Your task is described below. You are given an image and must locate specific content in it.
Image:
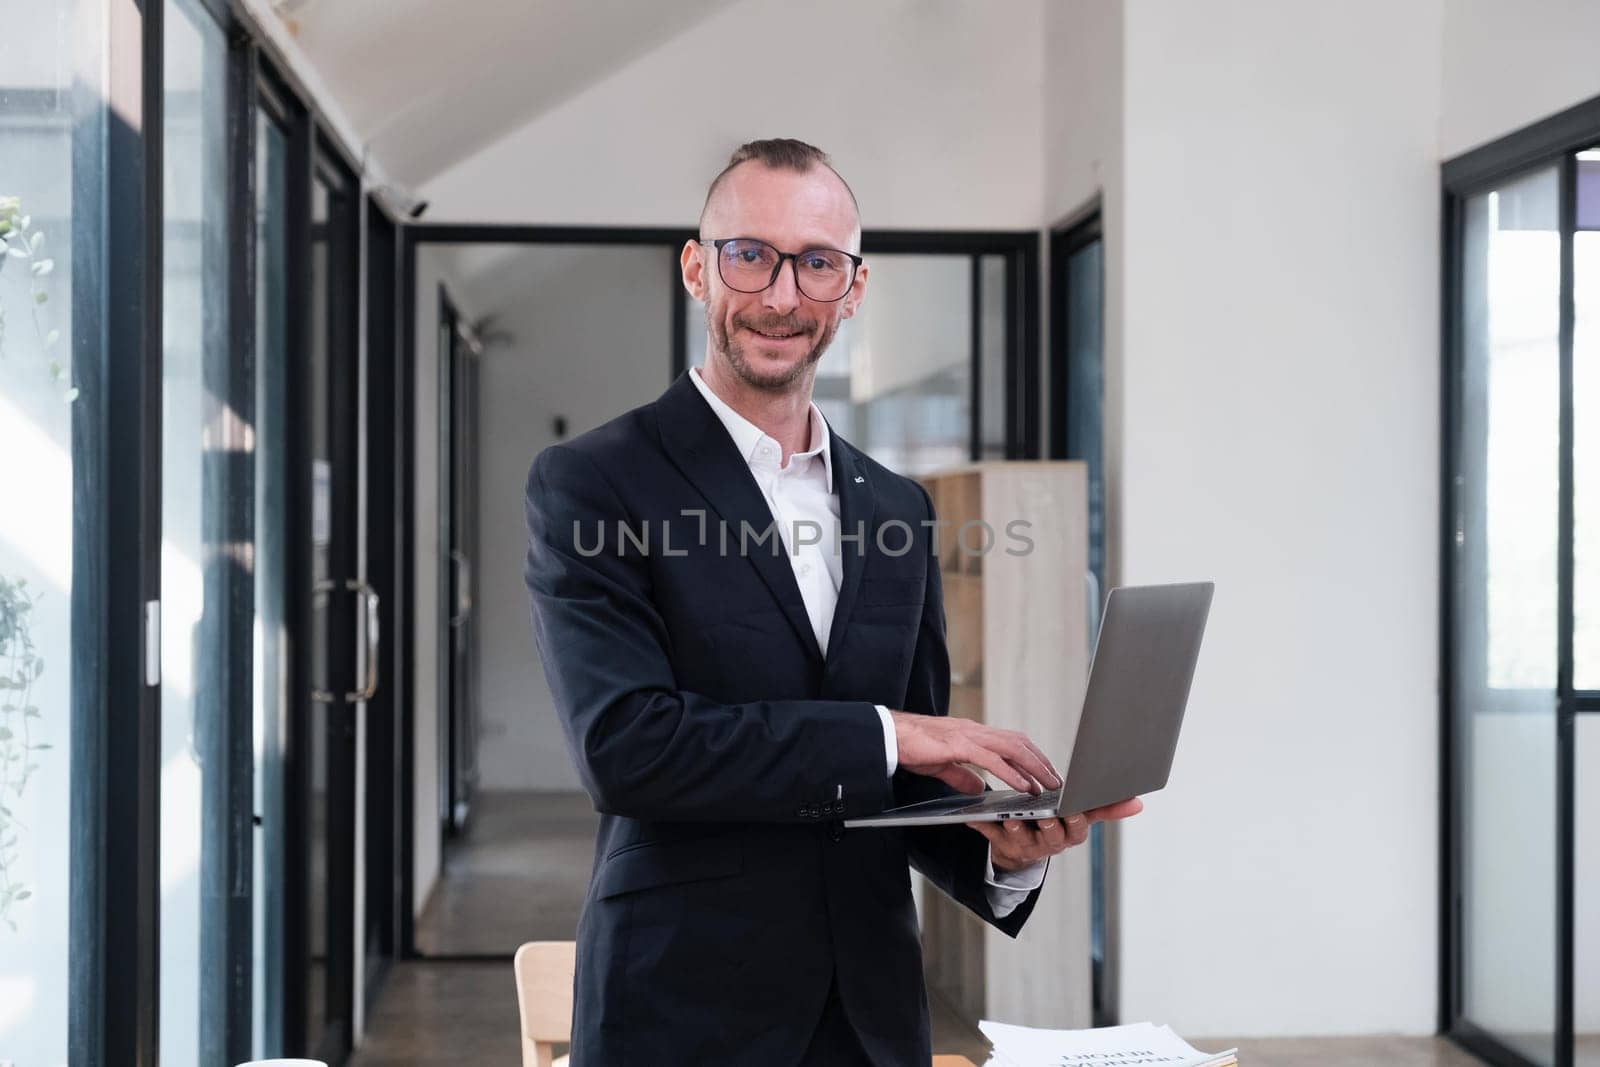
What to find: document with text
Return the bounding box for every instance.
[979,1020,1239,1067]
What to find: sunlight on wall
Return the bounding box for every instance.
[0,392,73,591]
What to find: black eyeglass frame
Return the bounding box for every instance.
[700,237,864,302]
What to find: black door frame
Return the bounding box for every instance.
[362,194,404,1014]
[1439,92,1600,1067]
[309,128,364,1065]
[1046,202,1113,1027]
[437,284,465,843]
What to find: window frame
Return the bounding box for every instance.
[1439,91,1600,1067]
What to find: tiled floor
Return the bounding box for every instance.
[354,957,1517,1067]
[413,791,598,956]
[357,789,1529,1066]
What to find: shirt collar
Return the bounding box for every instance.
[688,365,834,491]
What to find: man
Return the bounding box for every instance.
[523,139,1142,1066]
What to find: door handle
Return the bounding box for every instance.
[354,580,380,703]
[450,549,471,627]
[310,578,380,703]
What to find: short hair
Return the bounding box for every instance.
[698,138,861,234]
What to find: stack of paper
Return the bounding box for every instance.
[979,1020,1238,1067]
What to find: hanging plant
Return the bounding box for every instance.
[0,194,75,403]
[0,574,47,932]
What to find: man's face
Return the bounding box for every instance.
[682,162,867,393]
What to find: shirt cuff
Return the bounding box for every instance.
[984,849,1048,918]
[874,704,897,776]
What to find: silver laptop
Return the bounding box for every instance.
[843,581,1214,828]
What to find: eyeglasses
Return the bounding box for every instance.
[701,237,863,302]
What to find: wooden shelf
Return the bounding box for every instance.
[914,460,1092,1031]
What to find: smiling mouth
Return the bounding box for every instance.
[749,326,806,341]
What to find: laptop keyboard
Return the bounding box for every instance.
[904,787,1061,817]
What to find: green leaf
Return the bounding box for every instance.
[34,290,48,305]
[15,890,29,901]
[31,258,53,276]
[0,728,11,741]
[32,742,50,750]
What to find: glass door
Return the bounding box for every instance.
[249,71,373,1064]
[159,0,248,1063]
[440,291,481,835]
[300,141,363,1063]
[250,84,292,1059]
[1453,164,1562,1067]
[1446,139,1600,1067]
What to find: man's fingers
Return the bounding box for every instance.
[935,763,988,795]
[987,731,1057,793]
[956,742,1041,794]
[1033,817,1068,851]
[1013,734,1063,789]
[1084,797,1144,822]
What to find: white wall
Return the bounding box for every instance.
[1112,0,1445,1037]
[1440,0,1600,159]
[420,0,1046,229]
[411,248,476,916]
[1042,0,1125,586]
[459,244,674,792]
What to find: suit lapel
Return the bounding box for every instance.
[654,372,825,664]
[823,435,875,671]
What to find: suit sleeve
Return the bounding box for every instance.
[892,481,1045,937]
[523,443,893,823]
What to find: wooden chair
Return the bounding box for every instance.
[511,939,981,1067]
[513,941,576,1067]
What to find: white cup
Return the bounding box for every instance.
[233,1061,329,1067]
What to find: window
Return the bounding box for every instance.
[1443,104,1600,1067]
[0,2,107,1060]
[160,0,237,1061]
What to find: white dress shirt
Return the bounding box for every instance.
[688,366,1046,915]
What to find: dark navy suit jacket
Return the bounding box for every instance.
[522,370,1044,1065]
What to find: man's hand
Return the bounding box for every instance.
[970,797,1145,872]
[891,710,1062,795]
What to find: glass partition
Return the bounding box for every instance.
[684,249,1019,476]
[1575,149,1599,692]
[0,3,104,1061]
[1454,165,1562,1067]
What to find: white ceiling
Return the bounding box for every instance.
[280,0,738,187]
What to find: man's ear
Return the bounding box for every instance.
[840,261,868,320]
[680,240,708,302]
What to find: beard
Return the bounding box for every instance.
[705,300,841,392]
